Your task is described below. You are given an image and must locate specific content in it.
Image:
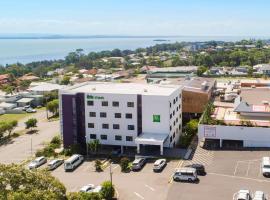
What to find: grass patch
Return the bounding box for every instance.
[0,113,32,122]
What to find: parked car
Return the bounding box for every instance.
[253,191,267,200]
[28,157,47,169]
[22,105,30,111]
[80,184,95,193]
[92,185,102,193]
[47,159,64,170]
[132,158,146,171]
[261,157,270,177]
[185,163,206,176]
[26,108,37,113]
[153,159,166,172]
[173,167,198,183]
[234,190,251,200]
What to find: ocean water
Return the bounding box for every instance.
[0,36,263,65]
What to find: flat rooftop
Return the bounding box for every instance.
[64,82,181,96]
[240,88,270,105]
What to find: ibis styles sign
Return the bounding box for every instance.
[87,95,104,100]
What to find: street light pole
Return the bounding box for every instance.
[30,136,32,157]
[110,161,113,199]
[85,135,88,159]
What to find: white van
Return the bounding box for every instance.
[64,154,84,171]
[173,167,198,182]
[261,157,270,177]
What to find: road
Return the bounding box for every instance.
[0,110,60,164]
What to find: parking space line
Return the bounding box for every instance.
[134,192,145,199]
[208,172,270,183]
[144,184,155,191]
[234,161,239,176]
[246,161,251,176]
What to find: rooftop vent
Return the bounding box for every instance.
[251,85,256,88]
[262,101,269,105]
[144,89,148,92]
[92,87,96,91]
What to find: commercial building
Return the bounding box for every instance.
[59,82,183,155]
[198,88,270,148]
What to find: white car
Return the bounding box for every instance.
[234,190,251,200]
[26,108,37,113]
[47,159,64,170]
[153,159,166,172]
[28,157,47,169]
[80,184,95,193]
[261,157,270,177]
[173,167,198,182]
[92,185,102,193]
[253,191,267,200]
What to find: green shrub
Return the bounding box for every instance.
[120,157,130,172]
[50,136,61,148]
[100,181,115,200]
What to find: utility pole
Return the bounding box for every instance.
[85,136,88,159]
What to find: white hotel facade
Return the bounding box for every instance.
[60,82,182,155]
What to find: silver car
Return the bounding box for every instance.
[28,157,47,169]
[153,159,166,172]
[254,191,267,200]
[47,159,64,170]
[132,158,146,171]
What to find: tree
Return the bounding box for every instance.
[25,118,37,130]
[100,181,115,200]
[46,99,59,116]
[120,157,130,172]
[3,85,16,95]
[95,159,102,172]
[0,164,66,200]
[5,120,18,137]
[197,66,208,76]
[61,75,70,85]
[88,139,101,154]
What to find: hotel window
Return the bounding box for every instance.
[100,135,107,140]
[174,121,175,126]
[100,112,107,118]
[115,113,121,118]
[126,113,132,119]
[112,101,119,107]
[170,114,172,119]
[173,132,176,138]
[173,110,175,116]
[102,123,109,129]
[128,125,135,130]
[173,99,176,104]
[87,101,94,106]
[170,125,172,131]
[176,117,178,123]
[126,136,133,142]
[170,136,172,143]
[89,112,96,117]
[170,102,172,108]
[115,135,122,141]
[102,101,108,106]
[179,124,182,130]
[88,123,94,128]
[176,96,178,102]
[177,107,179,111]
[113,124,120,129]
[90,134,96,139]
[127,102,134,107]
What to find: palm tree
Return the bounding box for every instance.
[88,139,101,155]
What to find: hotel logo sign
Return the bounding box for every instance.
[87,95,104,100]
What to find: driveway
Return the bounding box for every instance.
[0,110,60,164]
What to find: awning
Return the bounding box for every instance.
[135,133,168,145]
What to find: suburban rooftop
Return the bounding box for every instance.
[63,82,181,96]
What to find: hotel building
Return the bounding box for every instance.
[59,82,182,155]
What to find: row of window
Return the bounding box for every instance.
[170,94,181,108]
[89,112,133,119]
[88,123,135,130]
[90,134,133,142]
[88,100,134,108]
[170,106,181,119]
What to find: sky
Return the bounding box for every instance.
[0,0,270,36]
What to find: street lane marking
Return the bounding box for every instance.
[208,172,270,183]
[134,192,144,199]
[113,165,119,170]
[144,184,155,191]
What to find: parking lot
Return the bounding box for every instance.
[51,158,180,200]
[167,149,270,200]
